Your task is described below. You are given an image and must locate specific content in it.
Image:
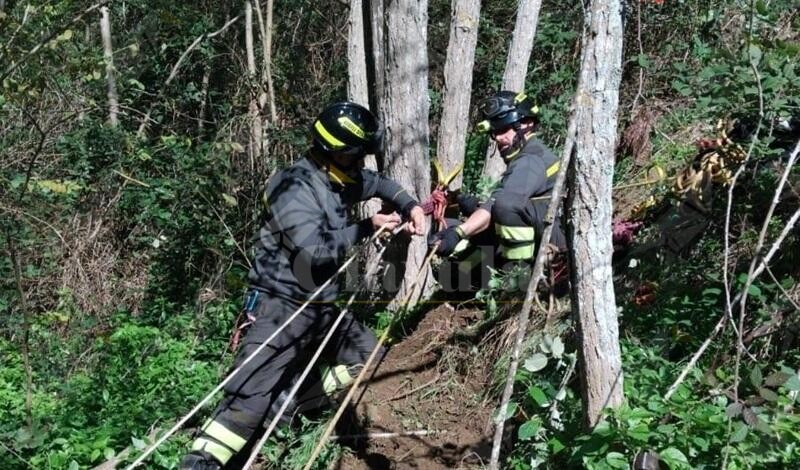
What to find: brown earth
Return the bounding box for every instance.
[332,304,495,469]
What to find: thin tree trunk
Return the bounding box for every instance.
[198,66,210,131]
[252,0,272,168]
[483,0,543,180]
[264,0,277,122]
[245,1,262,167]
[0,1,6,13]
[567,0,624,429]
[99,6,119,127]
[437,0,480,190]
[384,0,433,307]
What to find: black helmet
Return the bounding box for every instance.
[311,102,384,156]
[476,91,539,133]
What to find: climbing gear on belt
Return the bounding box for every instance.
[311,101,384,157]
[228,290,259,352]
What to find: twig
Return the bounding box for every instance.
[136,15,241,137]
[382,373,441,403]
[665,203,800,400]
[0,440,33,469]
[1,1,112,82]
[630,0,645,113]
[112,169,150,188]
[3,4,32,56]
[764,265,800,313]
[331,430,442,441]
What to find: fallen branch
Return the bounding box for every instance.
[331,430,442,441]
[382,373,441,403]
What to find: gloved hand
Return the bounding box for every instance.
[455,192,480,216]
[429,226,466,256]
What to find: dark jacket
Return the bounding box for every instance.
[480,135,560,213]
[248,155,417,302]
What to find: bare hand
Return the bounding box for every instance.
[371,211,402,232]
[406,205,426,236]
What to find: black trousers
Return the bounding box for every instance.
[190,292,382,465]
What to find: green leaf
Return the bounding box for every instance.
[131,437,146,449]
[518,418,541,441]
[784,374,800,391]
[627,424,651,442]
[725,403,742,418]
[765,372,790,387]
[222,193,238,207]
[606,452,628,468]
[755,0,768,16]
[748,44,763,65]
[731,422,749,443]
[551,337,565,358]
[747,284,762,297]
[759,387,779,402]
[69,461,80,470]
[493,401,518,423]
[528,386,549,407]
[548,437,566,454]
[523,353,548,372]
[750,366,763,388]
[660,447,690,469]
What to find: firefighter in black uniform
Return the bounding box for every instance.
[431,91,565,272]
[181,102,425,469]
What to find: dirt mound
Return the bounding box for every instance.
[333,304,494,469]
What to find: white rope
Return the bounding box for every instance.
[242,242,392,469]
[125,223,392,469]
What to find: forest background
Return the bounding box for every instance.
[1,0,799,469]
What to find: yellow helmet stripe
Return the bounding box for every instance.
[314,120,345,148]
[338,117,365,139]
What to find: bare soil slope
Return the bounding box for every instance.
[334,304,494,469]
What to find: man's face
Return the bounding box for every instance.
[331,152,365,172]
[490,126,517,152]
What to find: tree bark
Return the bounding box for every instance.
[245,1,263,166]
[99,6,119,127]
[383,0,433,307]
[482,0,543,180]
[567,0,625,429]
[437,0,480,190]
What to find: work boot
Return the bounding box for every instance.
[179,450,222,470]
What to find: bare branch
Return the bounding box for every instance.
[1,0,112,82]
[136,14,241,137]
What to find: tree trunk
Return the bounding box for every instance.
[99,6,119,127]
[482,0,543,180]
[383,0,433,307]
[245,1,262,167]
[348,0,383,293]
[567,0,625,430]
[436,0,480,190]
